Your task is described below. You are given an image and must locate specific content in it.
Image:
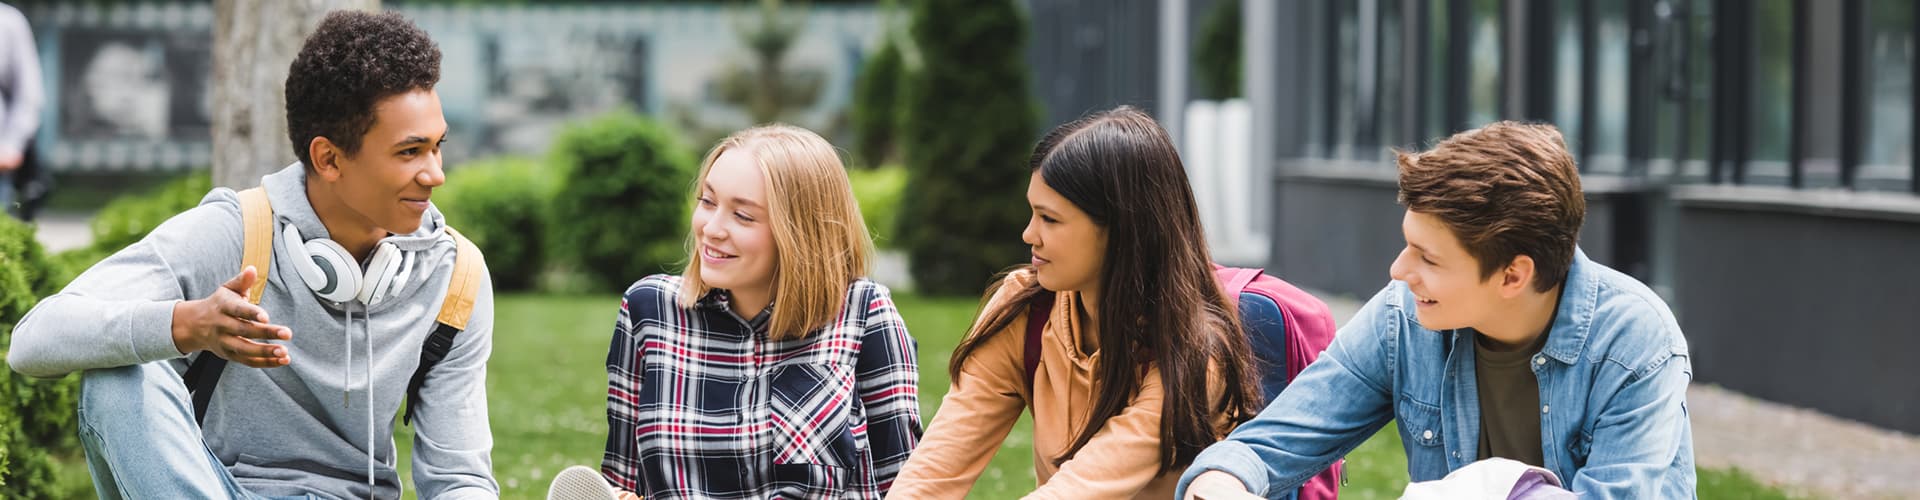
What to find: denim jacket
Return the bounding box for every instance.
[1178,250,1695,499]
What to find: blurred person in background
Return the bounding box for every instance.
[0,2,48,221]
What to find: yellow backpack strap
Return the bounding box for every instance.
[406,227,485,425]
[189,186,273,426]
[434,227,484,329]
[237,187,274,305]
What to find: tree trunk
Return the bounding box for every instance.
[211,0,378,189]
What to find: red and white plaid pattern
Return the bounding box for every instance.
[602,275,921,499]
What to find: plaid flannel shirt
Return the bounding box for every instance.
[602,275,922,499]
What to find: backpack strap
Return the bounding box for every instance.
[402,227,484,425]
[188,189,486,428]
[1216,263,1263,298]
[237,188,274,303]
[185,187,275,425]
[432,228,483,329]
[1022,292,1055,398]
[1214,263,1347,500]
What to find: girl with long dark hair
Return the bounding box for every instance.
[892,106,1264,498]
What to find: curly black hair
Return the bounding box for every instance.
[285,10,441,169]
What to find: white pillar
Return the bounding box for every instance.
[1238,0,1276,265]
[1158,0,1189,152]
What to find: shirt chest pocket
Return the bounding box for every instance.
[1396,397,1451,481]
[1397,398,1445,448]
[767,361,865,470]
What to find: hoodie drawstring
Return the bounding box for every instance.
[344,250,419,494]
[343,301,377,492]
[365,304,375,493]
[344,306,353,407]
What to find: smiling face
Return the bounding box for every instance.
[315,89,448,236]
[1022,170,1108,295]
[691,149,779,300]
[1387,209,1515,331]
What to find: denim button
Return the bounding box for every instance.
[1541,404,1551,414]
[1534,355,1546,365]
[1422,430,1434,440]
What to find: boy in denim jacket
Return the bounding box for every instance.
[1180,122,1694,500]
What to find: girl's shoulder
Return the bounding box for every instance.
[842,276,890,299]
[839,277,898,320]
[980,268,1038,312]
[622,274,688,309]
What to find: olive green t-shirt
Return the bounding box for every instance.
[1474,328,1550,467]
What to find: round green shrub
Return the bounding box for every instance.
[848,165,906,249]
[0,216,82,499]
[547,110,701,292]
[88,171,212,255]
[851,36,906,169]
[435,156,557,291]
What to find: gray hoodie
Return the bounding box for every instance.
[7,164,498,499]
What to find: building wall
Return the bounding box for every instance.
[1235,0,1920,433]
[19,3,882,172]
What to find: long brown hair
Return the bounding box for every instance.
[946,106,1264,473]
[679,124,874,340]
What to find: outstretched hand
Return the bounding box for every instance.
[170,266,293,367]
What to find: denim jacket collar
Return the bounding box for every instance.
[1422,248,1598,365]
[1540,248,1598,365]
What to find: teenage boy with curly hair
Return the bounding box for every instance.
[8,10,498,499]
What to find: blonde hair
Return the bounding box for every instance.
[678,124,874,341]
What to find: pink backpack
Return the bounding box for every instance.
[1023,265,1343,499]
[1212,265,1342,499]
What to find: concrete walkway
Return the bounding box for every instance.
[1687,383,1920,499]
[30,211,93,253]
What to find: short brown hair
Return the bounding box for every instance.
[1396,121,1584,292]
[679,124,873,341]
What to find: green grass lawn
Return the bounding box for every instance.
[34,291,1812,498]
[42,291,1806,498]
[363,292,1802,498]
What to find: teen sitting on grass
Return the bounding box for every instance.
[547,124,922,500]
[1179,122,1695,500]
[890,106,1266,499]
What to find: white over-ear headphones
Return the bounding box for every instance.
[281,224,413,306]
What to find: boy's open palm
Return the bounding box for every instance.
[170,266,294,367]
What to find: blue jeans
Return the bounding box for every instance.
[77,362,316,500]
[0,170,16,218]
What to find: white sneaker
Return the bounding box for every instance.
[547,465,622,500]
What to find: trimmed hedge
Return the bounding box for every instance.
[0,217,82,498]
[87,172,212,256]
[897,0,1041,294]
[435,157,558,291]
[851,36,906,169]
[546,110,701,292]
[848,165,906,249]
